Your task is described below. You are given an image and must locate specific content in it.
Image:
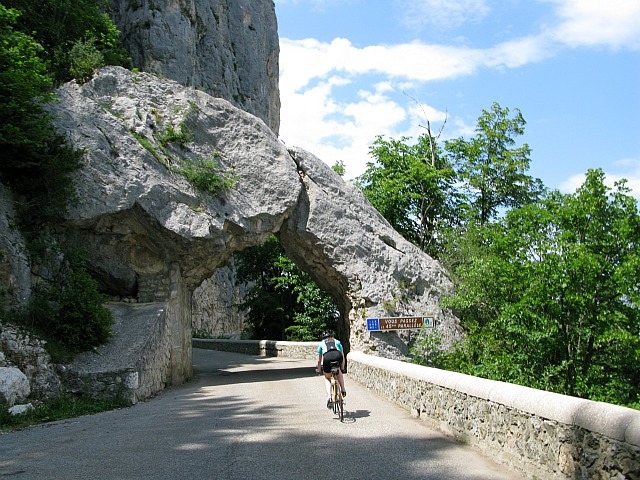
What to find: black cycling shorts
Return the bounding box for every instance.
[322,349,343,374]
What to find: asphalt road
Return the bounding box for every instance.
[0,349,526,479]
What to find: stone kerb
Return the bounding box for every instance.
[193,339,318,360]
[347,351,640,480]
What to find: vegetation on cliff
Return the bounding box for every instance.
[0,1,125,355]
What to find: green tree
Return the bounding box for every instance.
[356,134,459,257]
[234,236,338,341]
[441,169,640,407]
[445,102,544,225]
[0,5,52,157]
[0,4,82,227]
[68,37,104,83]
[11,248,113,359]
[331,160,346,177]
[4,0,129,83]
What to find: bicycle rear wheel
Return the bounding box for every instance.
[337,392,344,421]
[332,382,339,415]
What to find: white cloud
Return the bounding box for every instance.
[279,35,556,98]
[278,34,551,178]
[558,173,586,194]
[484,34,554,68]
[279,37,488,89]
[278,1,640,180]
[544,0,640,50]
[559,158,640,198]
[279,72,415,177]
[398,0,490,30]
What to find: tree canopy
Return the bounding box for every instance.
[0,4,82,226]
[356,134,459,258]
[445,102,544,224]
[436,170,640,407]
[355,102,640,409]
[3,0,129,83]
[234,235,339,341]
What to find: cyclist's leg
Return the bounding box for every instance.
[336,353,346,393]
[323,372,332,397]
[337,369,346,392]
[322,356,334,407]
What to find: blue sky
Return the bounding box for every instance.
[274,0,640,197]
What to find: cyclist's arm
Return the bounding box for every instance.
[316,352,323,372]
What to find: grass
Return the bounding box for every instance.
[0,394,131,432]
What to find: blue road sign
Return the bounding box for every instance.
[366,316,434,331]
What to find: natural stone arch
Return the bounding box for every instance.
[48,67,461,401]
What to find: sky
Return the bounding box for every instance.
[274,0,640,197]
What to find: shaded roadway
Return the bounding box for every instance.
[0,349,527,479]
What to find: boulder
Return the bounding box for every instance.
[0,367,30,406]
[0,325,62,400]
[9,403,33,416]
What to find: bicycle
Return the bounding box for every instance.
[329,361,344,421]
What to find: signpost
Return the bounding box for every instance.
[366,316,435,331]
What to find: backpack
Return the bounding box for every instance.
[324,339,338,351]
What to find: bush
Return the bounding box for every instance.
[174,156,238,194]
[69,37,104,83]
[157,123,193,147]
[54,251,113,349]
[10,248,113,359]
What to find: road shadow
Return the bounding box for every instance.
[192,348,316,386]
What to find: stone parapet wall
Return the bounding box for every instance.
[193,338,318,360]
[347,351,640,480]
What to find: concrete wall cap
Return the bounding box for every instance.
[573,401,640,443]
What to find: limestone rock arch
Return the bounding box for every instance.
[49,67,461,400]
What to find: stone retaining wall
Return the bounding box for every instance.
[195,340,640,479]
[347,351,640,480]
[63,303,173,404]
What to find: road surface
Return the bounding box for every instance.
[0,349,527,479]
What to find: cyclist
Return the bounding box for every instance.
[316,330,347,409]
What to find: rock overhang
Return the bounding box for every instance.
[48,66,462,360]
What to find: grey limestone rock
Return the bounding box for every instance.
[0,184,31,309]
[8,402,34,415]
[47,67,460,366]
[109,0,280,133]
[0,367,30,406]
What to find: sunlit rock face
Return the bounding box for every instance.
[109,0,280,134]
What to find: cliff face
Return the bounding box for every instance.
[109,0,280,134]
